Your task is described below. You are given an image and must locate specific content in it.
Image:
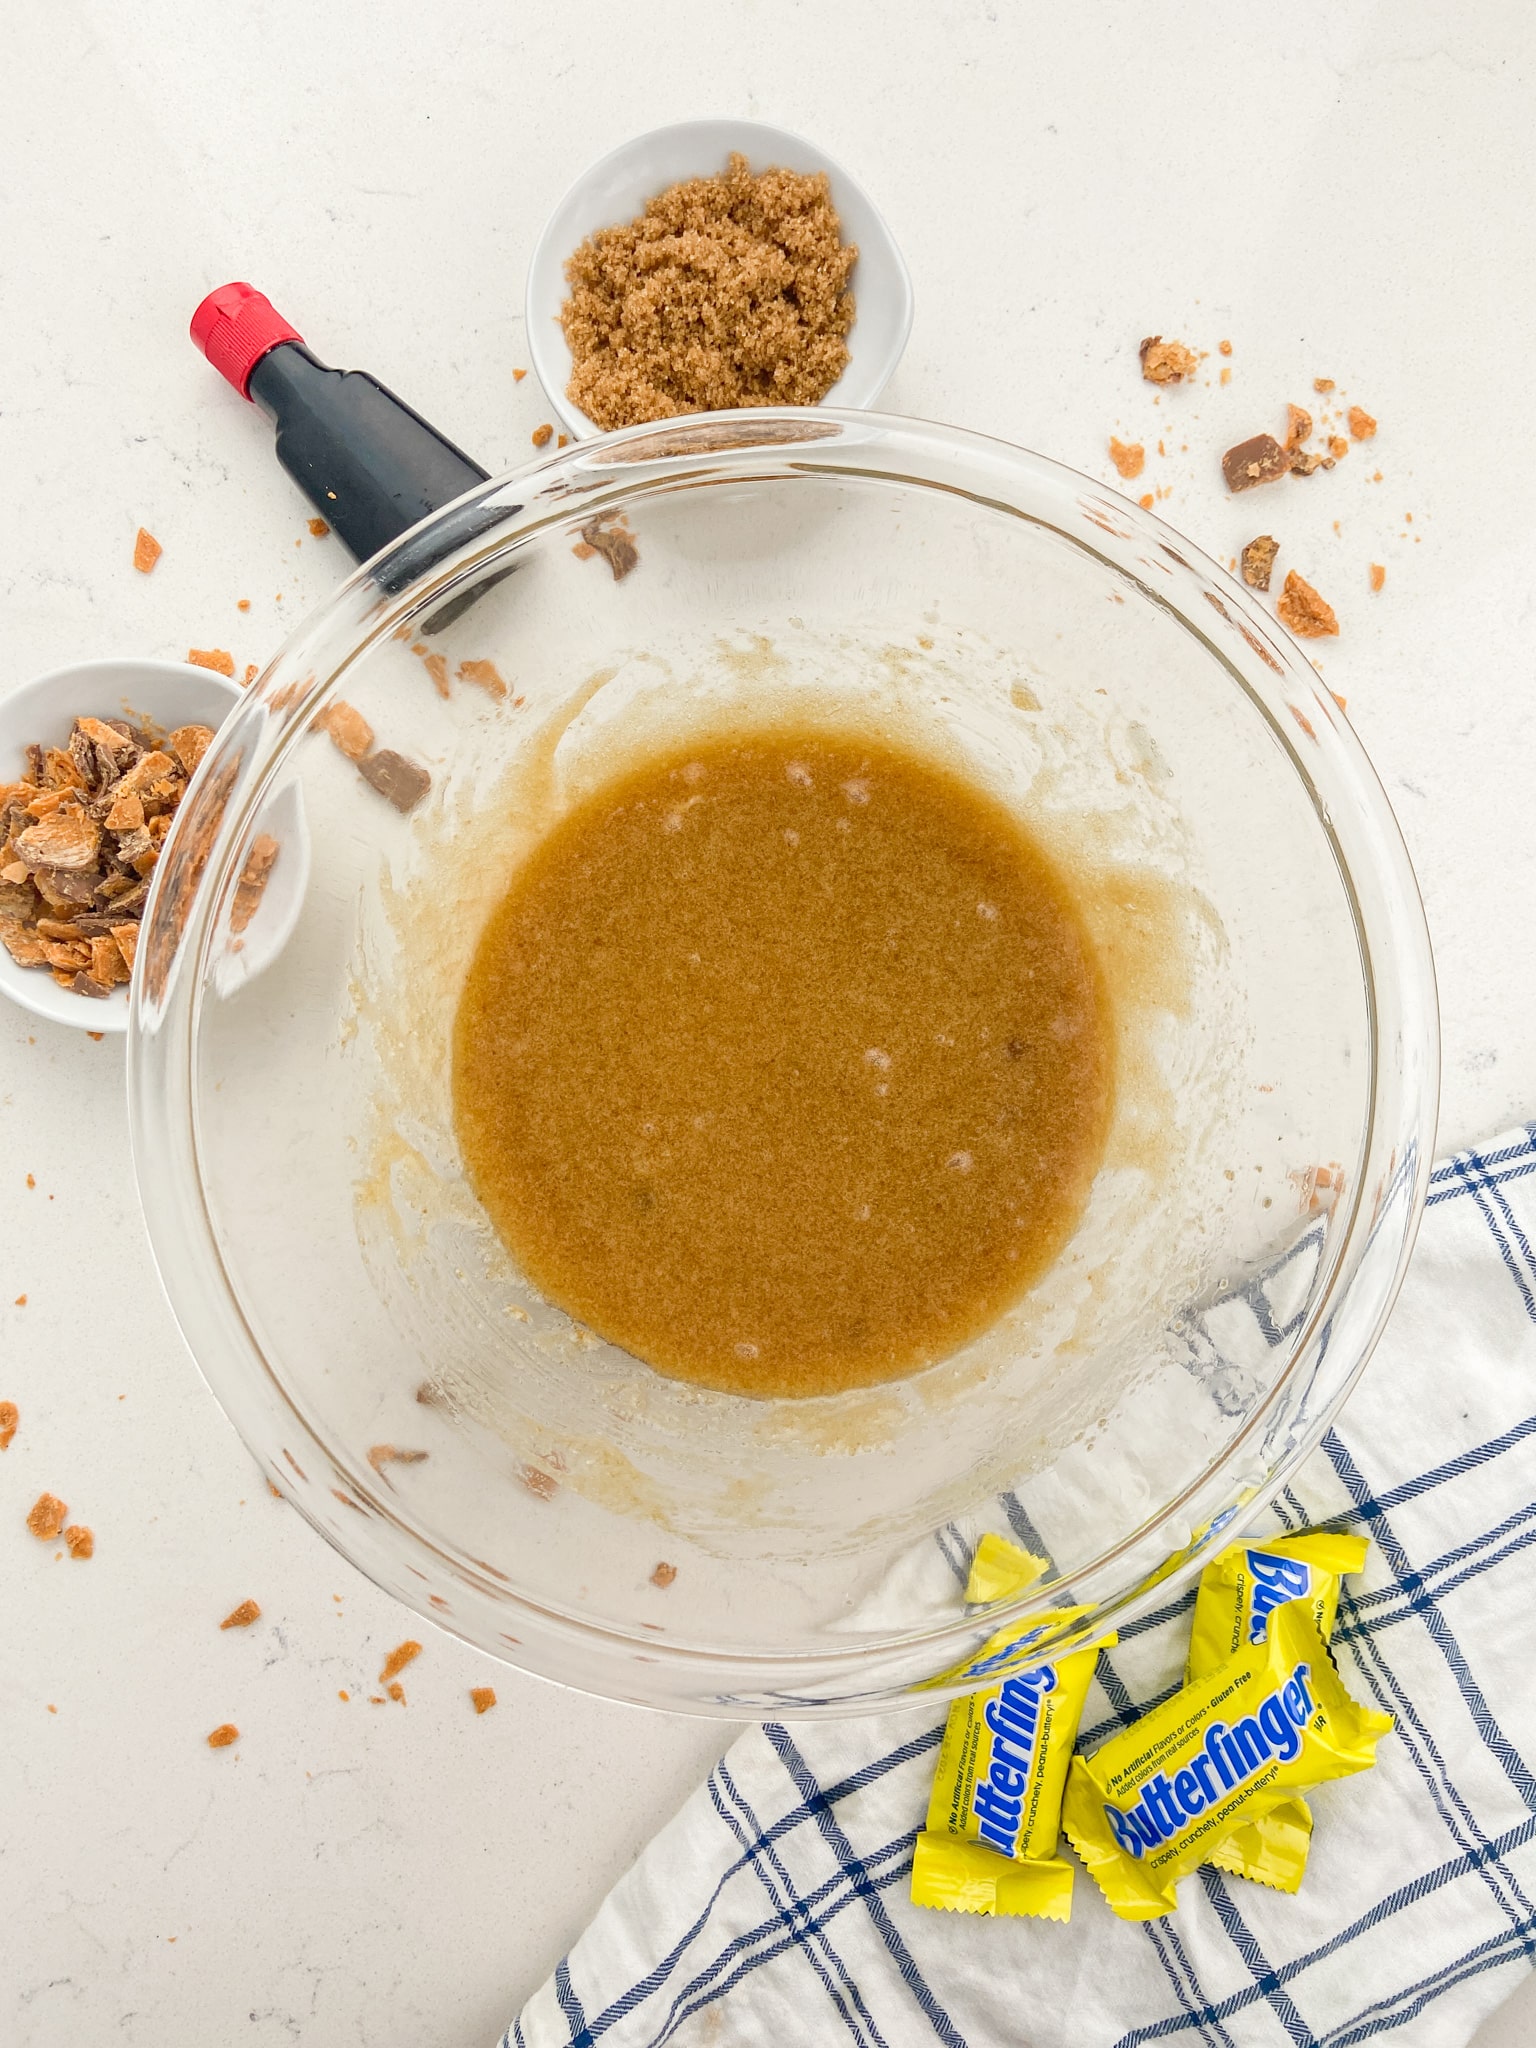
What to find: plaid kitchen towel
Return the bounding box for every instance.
[510,1126,1536,2048]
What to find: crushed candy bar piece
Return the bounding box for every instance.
[1329,436,1349,460]
[1240,536,1280,591]
[579,516,639,582]
[16,803,102,872]
[1313,377,1335,393]
[1139,336,1197,385]
[220,1599,262,1629]
[380,1639,422,1684]
[1290,448,1325,477]
[1108,437,1145,481]
[1348,407,1377,441]
[63,1524,94,1560]
[27,1493,68,1540]
[1284,405,1312,450]
[206,1723,239,1749]
[1369,562,1386,593]
[532,423,555,447]
[456,659,509,698]
[651,1562,678,1588]
[357,749,431,813]
[168,725,215,778]
[242,663,258,686]
[1278,570,1340,639]
[367,1443,429,1474]
[318,701,374,760]
[230,834,279,936]
[187,648,236,677]
[1222,434,1290,493]
[0,1400,17,1450]
[470,1686,498,1713]
[387,1682,406,1703]
[133,528,163,574]
[308,517,330,538]
[520,1463,558,1500]
[513,367,527,382]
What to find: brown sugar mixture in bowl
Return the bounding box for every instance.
[452,731,1114,1398]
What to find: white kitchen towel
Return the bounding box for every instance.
[510,1126,1536,2048]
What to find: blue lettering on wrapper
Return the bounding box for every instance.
[970,1665,1058,1855]
[1246,1550,1313,1643]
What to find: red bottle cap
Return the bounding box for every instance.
[189,283,304,399]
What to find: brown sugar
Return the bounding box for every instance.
[63,1524,94,1561]
[1348,407,1377,440]
[453,729,1113,1399]
[1240,535,1280,592]
[0,1400,16,1451]
[220,1599,261,1629]
[379,1639,422,1684]
[1139,336,1198,385]
[187,648,235,677]
[133,528,162,574]
[27,1493,68,1540]
[561,154,856,430]
[1369,563,1386,593]
[1278,570,1340,639]
[1108,437,1145,481]
[206,1723,239,1749]
[470,1686,498,1714]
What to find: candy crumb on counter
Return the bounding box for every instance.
[1139,336,1198,385]
[1222,434,1290,493]
[1218,338,1232,355]
[470,1687,498,1714]
[1348,407,1377,440]
[379,1639,422,1684]
[651,1562,678,1588]
[1278,570,1340,639]
[1240,535,1280,591]
[317,701,375,761]
[456,659,508,699]
[1313,377,1335,393]
[27,1493,68,1540]
[14,1294,28,1307]
[0,1400,17,1450]
[1370,563,1386,592]
[307,517,330,537]
[206,1724,239,1749]
[187,648,235,676]
[237,598,251,611]
[63,1525,94,1560]
[367,1443,429,1473]
[1108,437,1144,480]
[532,423,554,447]
[1328,436,1350,460]
[242,663,258,686]
[132,528,162,573]
[387,1682,406,1704]
[513,367,527,382]
[338,1689,350,1702]
[219,1599,261,1629]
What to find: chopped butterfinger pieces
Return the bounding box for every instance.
[513,367,527,382]
[27,1493,68,1540]
[357,749,431,813]
[651,1562,678,1588]
[457,659,508,698]
[367,1443,429,1474]
[1328,436,1349,460]
[1278,570,1340,639]
[187,648,236,677]
[307,517,331,538]
[578,516,639,582]
[63,1525,94,1561]
[520,1464,558,1500]
[1290,448,1325,477]
[1348,407,1377,440]
[532,423,555,448]
[379,1639,422,1684]
[220,1599,262,1629]
[168,724,215,778]
[230,835,279,936]
[1222,434,1290,493]
[1313,377,1335,393]
[207,1723,239,1749]
[1284,405,1312,450]
[133,528,163,574]
[1218,339,1232,356]
[1108,437,1145,481]
[387,1682,406,1704]
[470,1686,498,1714]
[317,700,374,761]
[0,1400,16,1451]
[1369,562,1386,592]
[1139,336,1197,385]
[1240,535,1280,592]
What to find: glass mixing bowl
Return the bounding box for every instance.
[127,410,1438,1714]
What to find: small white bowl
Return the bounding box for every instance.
[0,658,243,1034]
[525,119,913,440]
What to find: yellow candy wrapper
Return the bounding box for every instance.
[1188,1531,1369,1892]
[912,1536,1110,1921]
[1063,1599,1393,1920]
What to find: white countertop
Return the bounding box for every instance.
[4,3,1533,2042]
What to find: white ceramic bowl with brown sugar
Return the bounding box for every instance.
[0,658,242,1033]
[524,119,914,440]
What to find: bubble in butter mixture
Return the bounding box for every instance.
[452,729,1114,1399]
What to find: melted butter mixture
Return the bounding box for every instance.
[452,730,1114,1398]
